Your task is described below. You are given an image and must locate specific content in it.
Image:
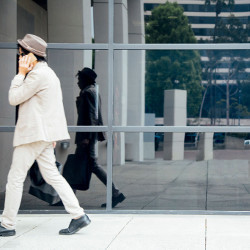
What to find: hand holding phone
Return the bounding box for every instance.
[18,54,36,76]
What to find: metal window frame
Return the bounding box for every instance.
[0,0,250,214]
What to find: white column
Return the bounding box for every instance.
[48,0,92,162]
[94,0,128,165]
[196,133,214,161]
[125,0,145,161]
[163,90,187,160]
[0,0,17,191]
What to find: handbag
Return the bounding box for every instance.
[63,153,92,191]
[28,161,62,205]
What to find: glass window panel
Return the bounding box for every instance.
[0,132,107,210]
[0,49,17,126]
[47,49,108,126]
[114,49,250,126]
[113,132,250,211]
[116,1,249,44]
[0,132,14,208]
[1,0,108,44]
[0,48,108,126]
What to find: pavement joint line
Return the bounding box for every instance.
[242,184,250,194]
[106,216,133,249]
[1,217,52,248]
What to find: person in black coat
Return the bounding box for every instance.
[75,67,125,208]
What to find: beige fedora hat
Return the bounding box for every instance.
[18,34,47,57]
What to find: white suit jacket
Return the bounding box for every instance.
[9,62,70,147]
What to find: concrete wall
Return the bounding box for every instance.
[0,0,17,192]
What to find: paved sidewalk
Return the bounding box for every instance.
[1,214,250,250]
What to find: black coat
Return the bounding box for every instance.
[75,84,106,144]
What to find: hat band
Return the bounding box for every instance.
[21,40,46,55]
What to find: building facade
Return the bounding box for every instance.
[0,0,250,213]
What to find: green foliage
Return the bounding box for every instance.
[205,0,234,16]
[200,12,249,123]
[230,97,250,118]
[145,2,203,117]
[215,15,248,43]
[146,2,196,44]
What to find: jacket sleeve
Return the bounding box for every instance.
[9,71,44,106]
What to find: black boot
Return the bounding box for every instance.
[101,193,126,208]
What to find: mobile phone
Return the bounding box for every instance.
[28,53,37,63]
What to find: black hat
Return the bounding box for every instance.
[78,67,97,82]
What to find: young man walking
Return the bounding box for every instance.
[0,34,90,237]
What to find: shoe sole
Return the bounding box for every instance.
[59,220,91,235]
[0,231,16,237]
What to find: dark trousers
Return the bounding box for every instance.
[75,141,119,196]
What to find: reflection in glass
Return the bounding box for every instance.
[1,0,110,43]
[72,69,125,208]
[0,132,109,211]
[113,132,250,211]
[0,50,16,126]
[114,49,249,126]
[46,49,108,126]
[144,1,249,44]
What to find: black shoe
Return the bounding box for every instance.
[101,193,126,208]
[59,214,91,235]
[0,225,16,237]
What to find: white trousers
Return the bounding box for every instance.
[1,141,84,230]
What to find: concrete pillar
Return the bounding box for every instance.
[163,90,187,160]
[0,0,48,192]
[0,0,17,191]
[48,0,92,163]
[196,132,214,161]
[125,0,145,161]
[94,0,128,165]
[17,0,47,39]
[144,114,155,160]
